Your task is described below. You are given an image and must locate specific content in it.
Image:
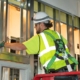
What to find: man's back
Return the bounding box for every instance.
[38,29,76,73]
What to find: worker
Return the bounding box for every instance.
[0,12,78,79]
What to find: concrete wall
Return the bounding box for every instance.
[40,0,80,17]
[0,61,33,80]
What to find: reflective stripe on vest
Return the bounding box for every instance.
[39,32,68,67]
[43,57,61,67]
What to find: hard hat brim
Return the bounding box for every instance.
[33,17,52,24]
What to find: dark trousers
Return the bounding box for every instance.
[44,64,78,80]
[54,75,78,80]
[49,69,78,80]
[48,69,78,80]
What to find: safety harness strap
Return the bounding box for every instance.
[43,31,78,72]
[46,51,59,69]
[67,53,78,65]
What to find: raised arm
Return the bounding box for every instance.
[0,41,26,51]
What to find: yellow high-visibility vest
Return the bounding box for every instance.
[38,30,74,70]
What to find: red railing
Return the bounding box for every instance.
[33,71,80,80]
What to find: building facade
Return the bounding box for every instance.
[0,0,80,80]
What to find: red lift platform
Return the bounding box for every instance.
[33,71,80,80]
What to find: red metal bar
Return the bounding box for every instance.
[33,71,80,80]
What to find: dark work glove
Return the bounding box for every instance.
[0,41,5,48]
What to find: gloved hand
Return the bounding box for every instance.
[0,41,5,48]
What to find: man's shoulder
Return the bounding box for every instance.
[43,29,56,33]
[30,34,39,40]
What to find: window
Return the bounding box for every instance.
[10,37,20,54]
[55,21,60,33]
[41,3,44,11]
[45,5,53,18]
[73,16,79,28]
[68,15,72,26]
[55,10,59,21]
[61,23,67,40]
[67,27,74,56]
[74,28,79,54]
[60,11,66,23]
[10,39,16,53]
[10,68,19,80]
[34,1,38,12]
[49,20,54,30]
[8,0,21,7]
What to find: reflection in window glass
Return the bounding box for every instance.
[61,23,67,40]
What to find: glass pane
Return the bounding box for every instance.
[73,16,79,28]
[55,10,59,20]
[8,0,20,6]
[7,4,21,54]
[10,68,19,80]
[23,2,27,9]
[10,68,13,76]
[8,0,26,8]
[61,23,67,40]
[60,11,66,23]
[55,22,60,33]
[77,55,80,70]
[49,20,54,30]
[2,67,10,80]
[74,28,79,54]
[68,15,72,26]
[14,69,19,76]
[41,3,44,11]
[45,5,53,18]
[10,77,12,80]
[3,1,7,40]
[34,1,38,12]
[68,27,74,56]
[7,4,20,38]
[74,28,80,70]
[34,13,36,35]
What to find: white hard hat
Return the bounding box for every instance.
[33,12,52,24]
